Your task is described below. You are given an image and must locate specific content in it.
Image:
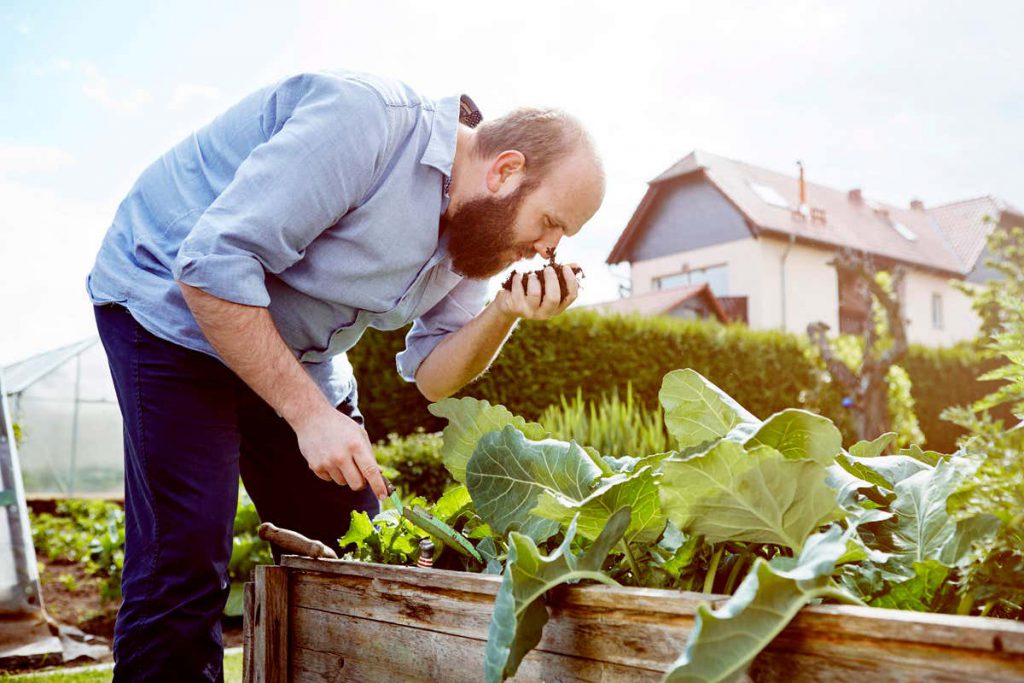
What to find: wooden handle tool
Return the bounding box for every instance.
[258,522,338,560]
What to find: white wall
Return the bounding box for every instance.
[628,238,767,324]
[628,236,981,346]
[759,239,840,335]
[902,270,980,346]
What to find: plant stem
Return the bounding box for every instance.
[956,592,976,616]
[703,545,724,595]
[620,540,642,583]
[723,550,749,595]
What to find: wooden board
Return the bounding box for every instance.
[240,557,1024,682]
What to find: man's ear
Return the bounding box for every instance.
[485,150,526,194]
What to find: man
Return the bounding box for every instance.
[86,69,604,681]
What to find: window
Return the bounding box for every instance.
[748,181,791,210]
[932,293,944,329]
[654,264,729,296]
[891,220,918,242]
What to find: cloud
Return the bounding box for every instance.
[78,61,152,116]
[0,144,74,177]
[0,178,113,364]
[168,83,224,111]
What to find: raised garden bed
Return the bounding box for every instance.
[243,558,1024,682]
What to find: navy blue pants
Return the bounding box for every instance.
[94,304,378,682]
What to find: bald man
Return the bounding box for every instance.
[87,69,604,681]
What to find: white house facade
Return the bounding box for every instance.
[603,150,1022,347]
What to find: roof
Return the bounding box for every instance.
[927,196,1024,272]
[584,283,727,322]
[1,338,98,395]
[608,149,1019,276]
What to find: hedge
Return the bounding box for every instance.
[348,310,998,453]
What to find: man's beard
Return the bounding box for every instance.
[442,184,533,279]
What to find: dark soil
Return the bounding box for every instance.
[37,554,245,649]
[500,251,584,303]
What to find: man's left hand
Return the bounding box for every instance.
[493,264,580,320]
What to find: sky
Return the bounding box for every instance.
[1,1,1022,364]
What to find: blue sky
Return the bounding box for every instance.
[1,1,1022,363]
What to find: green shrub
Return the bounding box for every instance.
[349,310,995,452]
[538,383,669,457]
[374,429,451,500]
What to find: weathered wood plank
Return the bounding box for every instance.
[289,608,662,682]
[280,557,1024,681]
[290,571,696,671]
[243,581,255,683]
[254,565,289,683]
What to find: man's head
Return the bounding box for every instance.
[442,107,605,279]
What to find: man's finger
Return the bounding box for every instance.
[525,272,542,309]
[354,447,389,500]
[539,266,560,314]
[336,455,366,490]
[312,467,334,483]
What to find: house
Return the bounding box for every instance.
[603,150,1023,346]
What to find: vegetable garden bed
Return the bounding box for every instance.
[243,558,1024,682]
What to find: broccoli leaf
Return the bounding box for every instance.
[744,409,843,466]
[533,465,667,545]
[428,397,548,483]
[659,370,759,450]
[484,508,630,683]
[660,441,843,550]
[662,525,855,683]
[467,426,603,543]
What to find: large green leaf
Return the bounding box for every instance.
[889,458,963,565]
[428,397,548,483]
[838,454,932,491]
[466,426,603,542]
[660,441,843,550]
[662,525,856,682]
[532,465,667,545]
[868,560,949,612]
[848,432,897,458]
[744,409,842,466]
[659,370,758,450]
[484,508,630,683]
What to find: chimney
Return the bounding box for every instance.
[910,199,925,210]
[797,161,807,207]
[849,188,863,203]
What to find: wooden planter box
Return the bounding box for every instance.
[243,556,1024,682]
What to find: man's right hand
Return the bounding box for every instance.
[291,405,389,500]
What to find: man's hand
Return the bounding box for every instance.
[291,403,388,499]
[494,264,580,320]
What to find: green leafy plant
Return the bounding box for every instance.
[538,383,670,456]
[340,365,1015,681]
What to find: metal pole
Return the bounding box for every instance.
[68,352,83,497]
[0,374,42,613]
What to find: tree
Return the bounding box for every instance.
[807,250,911,442]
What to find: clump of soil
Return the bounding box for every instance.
[500,250,584,303]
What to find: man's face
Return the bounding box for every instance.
[444,149,605,279]
[442,182,535,279]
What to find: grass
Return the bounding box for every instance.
[1,649,243,682]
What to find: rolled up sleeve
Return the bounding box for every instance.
[172,74,389,306]
[396,277,489,382]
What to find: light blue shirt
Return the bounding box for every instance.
[87,70,489,406]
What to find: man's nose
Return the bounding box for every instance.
[535,235,561,258]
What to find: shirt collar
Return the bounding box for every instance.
[420,95,462,179]
[421,94,483,205]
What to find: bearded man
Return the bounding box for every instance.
[85,69,604,682]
